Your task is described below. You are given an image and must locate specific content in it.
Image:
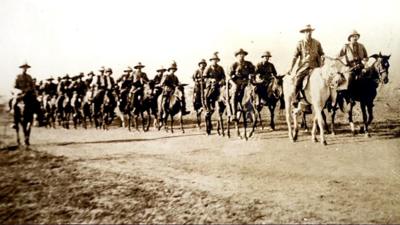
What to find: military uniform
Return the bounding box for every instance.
[290,25,324,106]
[229,49,255,118]
[192,67,206,103]
[159,61,190,116]
[43,79,57,97]
[255,61,277,84]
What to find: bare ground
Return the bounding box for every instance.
[0,93,400,223]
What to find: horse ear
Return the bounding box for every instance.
[370,54,379,59]
[387,54,391,59]
[379,52,382,57]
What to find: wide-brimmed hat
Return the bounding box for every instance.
[198,59,207,66]
[235,48,248,57]
[209,52,220,61]
[134,62,145,69]
[300,24,315,33]
[99,66,106,72]
[63,74,70,79]
[156,66,166,72]
[46,76,54,81]
[19,63,31,69]
[87,71,95,76]
[105,68,113,73]
[348,30,360,41]
[261,51,272,58]
[124,66,133,72]
[168,61,178,71]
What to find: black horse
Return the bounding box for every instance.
[13,91,41,146]
[332,53,391,137]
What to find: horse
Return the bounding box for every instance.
[42,94,57,128]
[127,80,161,132]
[56,93,73,129]
[100,90,118,130]
[12,91,39,146]
[81,90,93,129]
[283,57,350,145]
[203,79,223,135]
[71,91,84,129]
[332,53,391,137]
[252,75,285,131]
[158,84,187,133]
[193,82,204,130]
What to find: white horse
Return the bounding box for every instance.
[283,57,350,145]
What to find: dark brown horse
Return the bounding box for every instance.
[332,53,391,137]
[158,84,187,133]
[12,91,40,146]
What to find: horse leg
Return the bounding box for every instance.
[196,110,202,130]
[285,105,294,142]
[135,114,139,131]
[366,103,374,136]
[348,103,356,136]
[170,114,174,134]
[236,111,241,139]
[316,108,327,145]
[248,111,257,138]
[258,108,264,130]
[180,113,185,133]
[141,112,146,131]
[269,105,276,131]
[292,111,299,142]
[311,114,318,143]
[242,110,247,140]
[227,116,231,138]
[360,102,370,137]
[330,109,337,136]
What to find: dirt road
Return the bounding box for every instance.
[1,100,400,223]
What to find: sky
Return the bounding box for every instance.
[0,0,399,99]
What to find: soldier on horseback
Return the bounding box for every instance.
[192,59,207,110]
[204,52,226,111]
[338,30,369,102]
[229,48,255,121]
[288,24,325,108]
[159,61,190,118]
[130,62,149,106]
[10,63,37,129]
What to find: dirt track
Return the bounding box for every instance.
[1,101,400,223]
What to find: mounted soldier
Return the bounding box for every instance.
[204,52,226,110]
[158,61,190,119]
[288,24,325,108]
[153,66,166,96]
[192,59,207,109]
[129,62,149,107]
[338,30,368,102]
[43,77,57,97]
[228,48,255,121]
[10,63,37,128]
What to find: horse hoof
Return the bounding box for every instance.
[331,132,336,136]
[322,140,327,145]
[312,138,318,143]
[365,133,371,138]
[352,131,357,136]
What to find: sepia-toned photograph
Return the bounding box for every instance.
[0,0,399,223]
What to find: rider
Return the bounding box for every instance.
[192,59,207,107]
[116,67,133,112]
[228,48,255,121]
[43,77,58,97]
[255,51,277,86]
[159,61,190,118]
[130,62,149,105]
[153,66,167,96]
[10,63,37,128]
[288,24,325,108]
[339,30,368,86]
[203,52,226,110]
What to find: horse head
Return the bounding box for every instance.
[370,52,391,84]
[271,75,285,99]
